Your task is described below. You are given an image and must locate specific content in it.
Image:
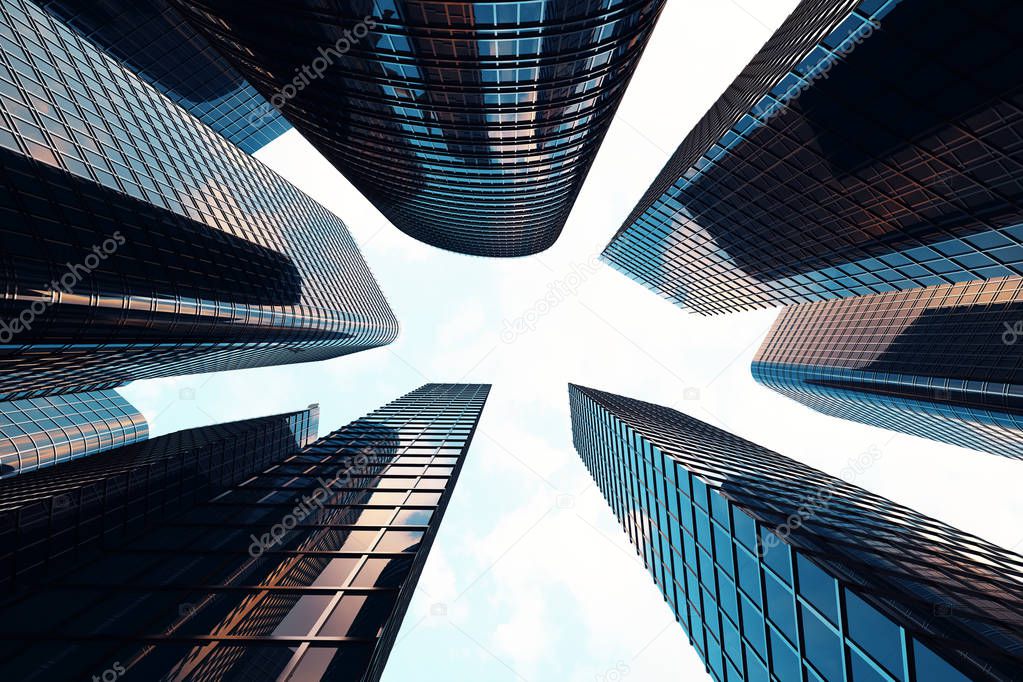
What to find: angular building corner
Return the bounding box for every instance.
[752,277,1023,460]
[170,0,667,257]
[0,383,491,682]
[0,0,398,401]
[603,0,1023,314]
[568,383,1023,681]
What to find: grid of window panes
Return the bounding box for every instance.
[0,407,317,592]
[31,0,290,153]
[753,277,1023,459]
[568,384,1023,681]
[171,0,667,257]
[0,0,397,399]
[603,0,1023,315]
[0,389,147,478]
[0,383,490,682]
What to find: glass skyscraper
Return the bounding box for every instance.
[0,389,148,478]
[603,0,1023,314]
[0,0,398,401]
[0,406,318,591]
[171,0,667,257]
[753,276,1023,460]
[0,383,490,682]
[31,0,291,153]
[569,384,1023,681]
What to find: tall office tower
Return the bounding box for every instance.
[569,384,1023,681]
[0,0,398,401]
[0,389,147,478]
[754,277,1023,460]
[0,383,490,682]
[0,406,317,591]
[171,0,667,257]
[31,0,291,153]
[603,0,1023,314]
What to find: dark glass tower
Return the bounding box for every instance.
[0,383,490,682]
[753,277,1023,460]
[0,390,148,478]
[31,0,291,153]
[569,384,1023,681]
[603,0,1023,314]
[0,0,398,401]
[170,0,667,257]
[0,406,318,591]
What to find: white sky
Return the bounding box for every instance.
[121,1,1023,679]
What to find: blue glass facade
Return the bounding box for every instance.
[603,0,1023,314]
[32,0,291,153]
[172,0,667,256]
[0,389,147,478]
[0,384,490,682]
[753,277,1023,459]
[0,406,317,591]
[0,0,398,400]
[569,384,1023,681]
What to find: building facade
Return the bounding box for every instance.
[752,276,1023,460]
[603,0,1023,314]
[569,384,1023,681]
[0,406,318,591]
[171,0,667,256]
[0,383,490,682]
[31,0,291,153]
[0,0,398,400]
[0,389,147,478]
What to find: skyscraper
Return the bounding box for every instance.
[603,0,1023,314]
[31,0,291,153]
[0,405,318,591]
[170,0,667,257]
[0,0,398,401]
[752,276,1023,460]
[0,390,148,478]
[569,384,1023,681]
[0,383,490,682]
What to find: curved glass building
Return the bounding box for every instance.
[0,0,398,400]
[31,0,291,153]
[753,277,1023,460]
[171,0,667,257]
[0,390,147,478]
[570,384,1023,681]
[603,0,1023,314]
